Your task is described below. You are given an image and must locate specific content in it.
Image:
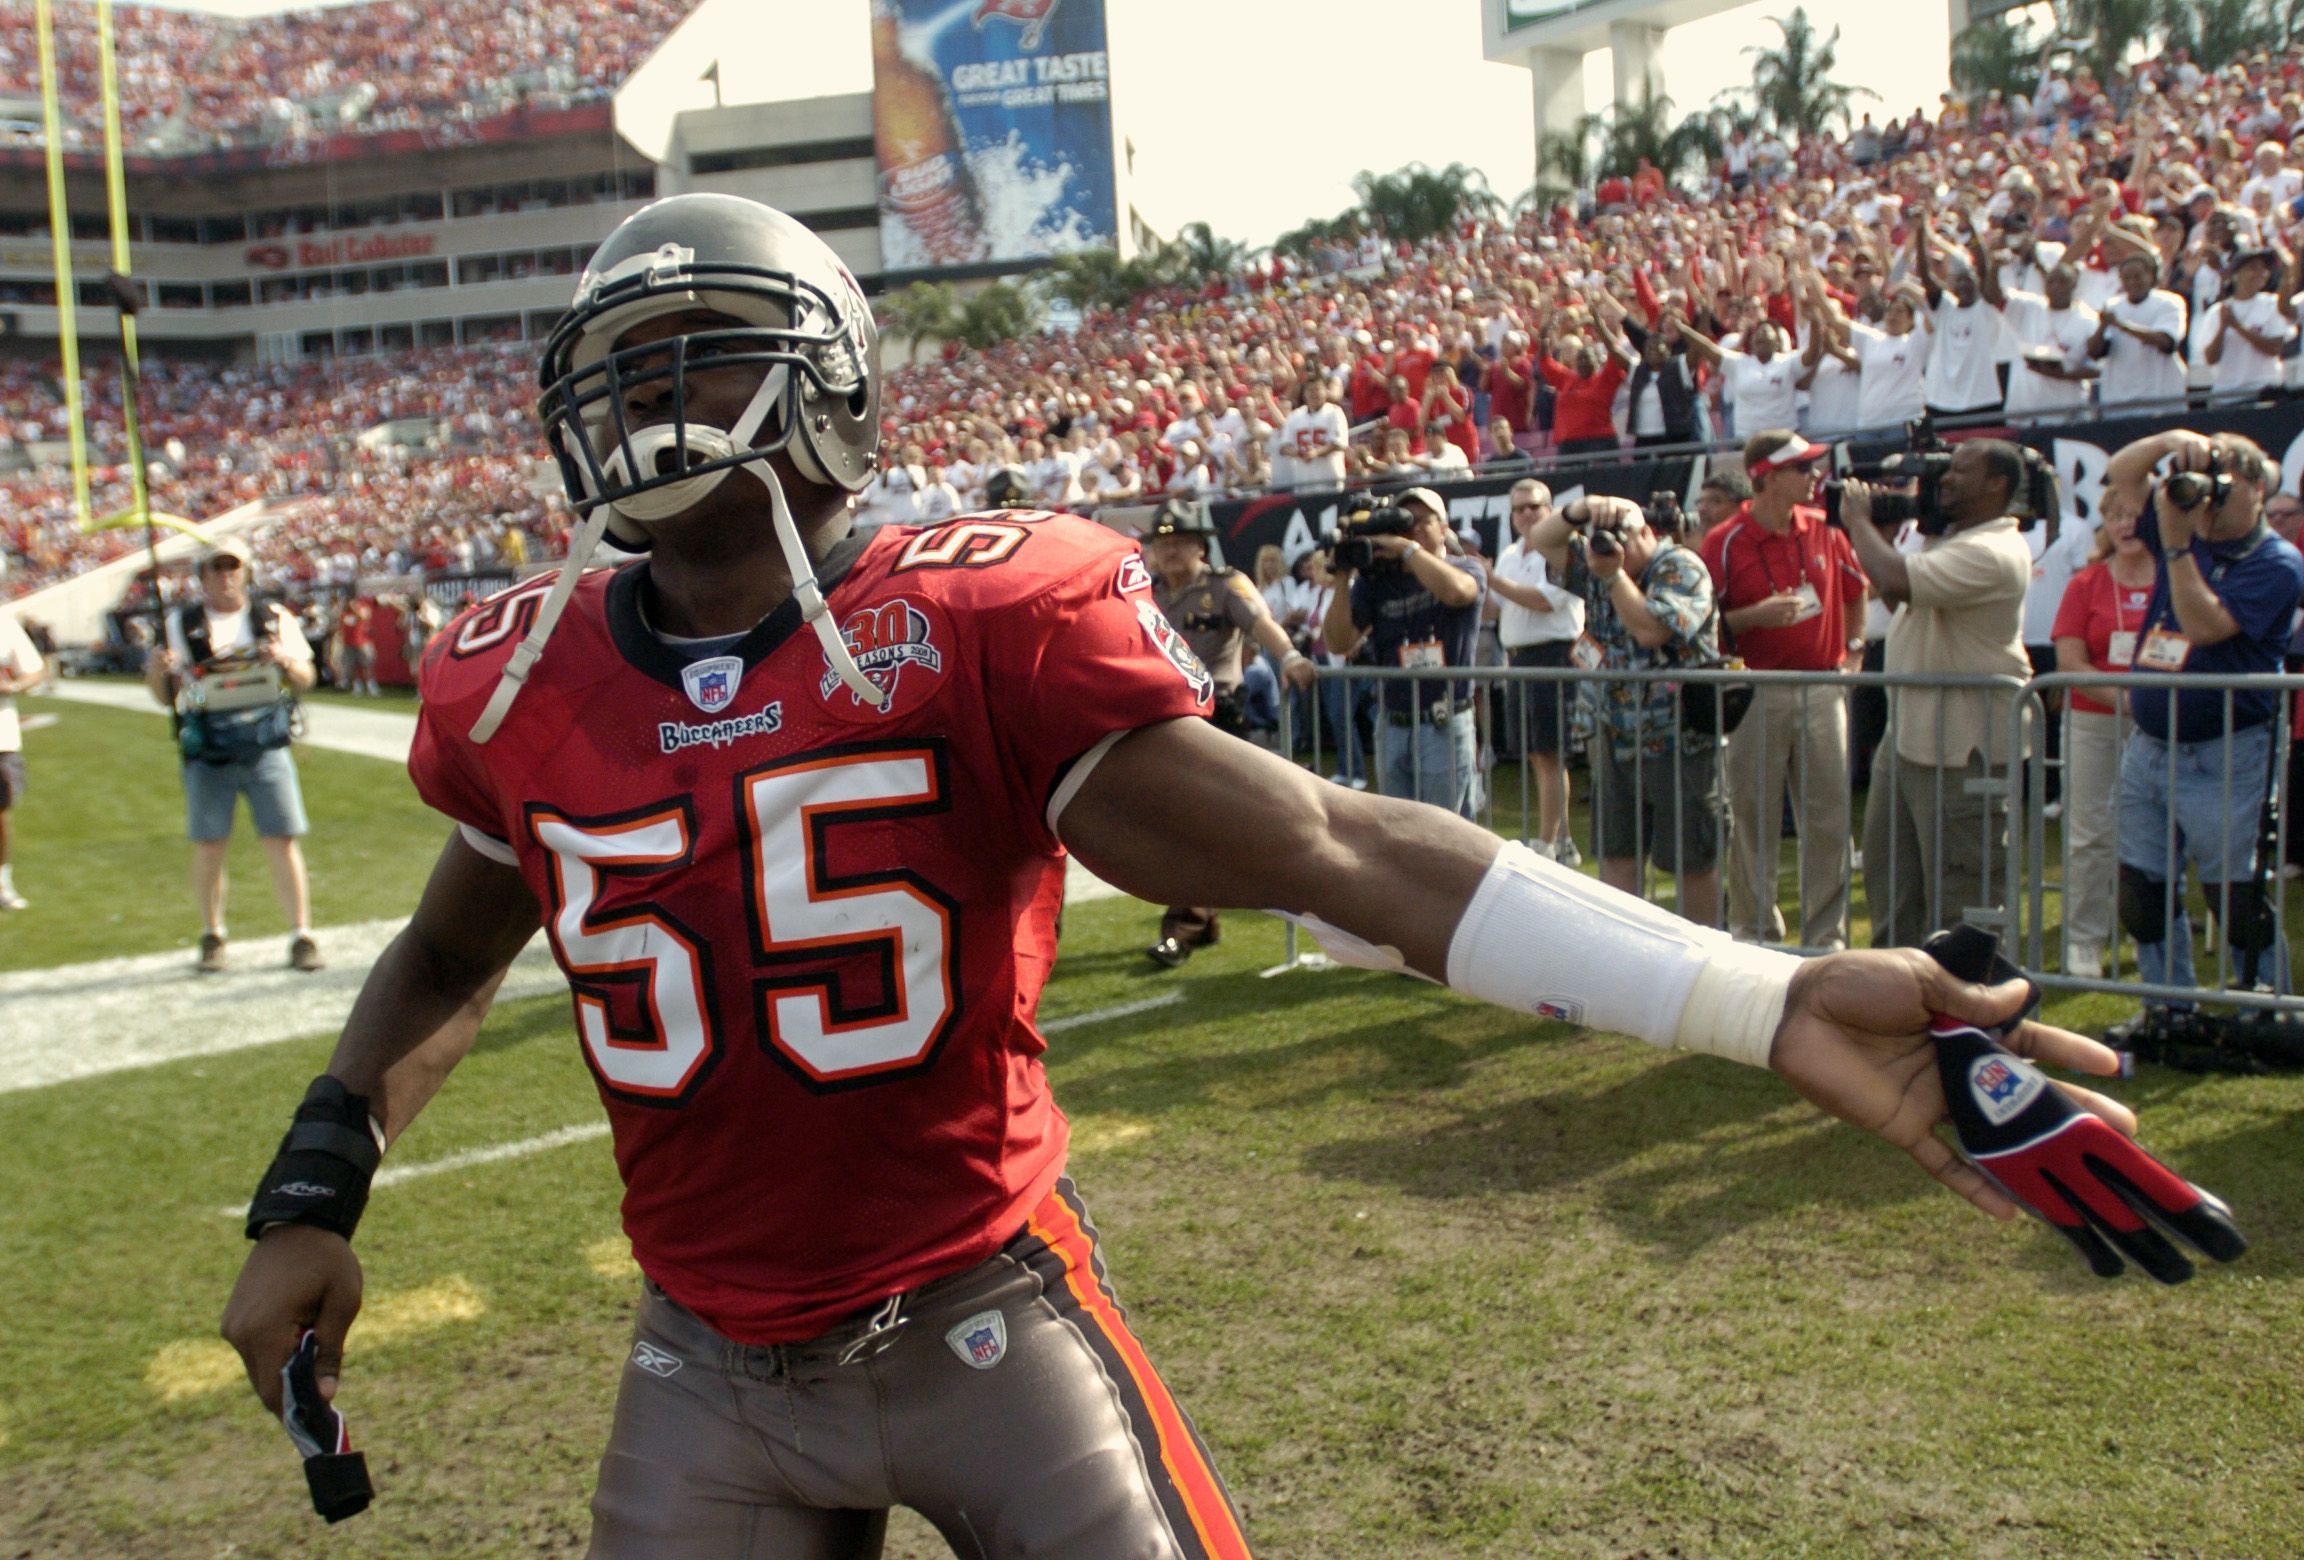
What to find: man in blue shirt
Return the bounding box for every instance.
[2101,429,2304,1006]
[1321,487,1487,817]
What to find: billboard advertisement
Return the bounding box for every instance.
[870,0,1117,271]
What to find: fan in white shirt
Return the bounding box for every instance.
[2204,248,2296,398]
[1676,319,1800,438]
[1797,303,1867,437]
[1987,264,2101,418]
[2088,255,2189,408]
[1275,379,1351,491]
[1846,286,1934,431]
[1917,230,2006,414]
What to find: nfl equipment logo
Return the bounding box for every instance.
[1968,1052,2043,1126]
[946,1309,1008,1370]
[681,655,743,715]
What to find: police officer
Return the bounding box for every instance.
[1141,498,1313,966]
[983,464,1030,510]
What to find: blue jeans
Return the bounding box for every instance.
[2116,722,2288,997]
[1377,709,1479,818]
[1241,654,1279,735]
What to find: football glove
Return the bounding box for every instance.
[281,1329,372,1523]
[1922,926,2248,1285]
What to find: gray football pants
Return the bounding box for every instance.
[588,1179,1252,1560]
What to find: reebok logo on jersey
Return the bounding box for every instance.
[822,599,943,712]
[1114,552,1152,596]
[631,1341,683,1379]
[658,701,784,754]
[946,1310,1008,1370]
[681,654,744,714]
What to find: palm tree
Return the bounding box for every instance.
[1594,85,1721,184]
[1951,16,2047,103]
[1036,249,1135,312]
[2048,0,2157,83]
[1173,221,1246,282]
[1743,8,1871,141]
[878,281,961,363]
[2154,0,2278,68]
[1351,162,1502,245]
[956,282,1041,350]
[1271,210,1365,263]
[1536,114,1604,201]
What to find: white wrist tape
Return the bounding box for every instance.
[1440,842,1797,1067]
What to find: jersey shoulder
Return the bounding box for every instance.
[418,567,613,715]
[853,511,1150,616]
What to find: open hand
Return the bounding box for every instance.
[1769,949,2129,1219]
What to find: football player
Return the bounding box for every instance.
[223,195,2139,1559]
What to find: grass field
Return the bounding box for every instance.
[1,692,2300,1558]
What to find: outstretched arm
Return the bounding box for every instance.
[1060,719,2131,1220]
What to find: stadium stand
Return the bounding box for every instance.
[8,42,2304,605]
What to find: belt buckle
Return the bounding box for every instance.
[834,1293,909,1367]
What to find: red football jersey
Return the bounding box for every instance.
[409,514,1209,1343]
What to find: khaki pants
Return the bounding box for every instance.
[1862,753,2007,949]
[1722,681,1851,948]
[2061,707,2129,963]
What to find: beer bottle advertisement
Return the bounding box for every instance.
[871,0,1117,271]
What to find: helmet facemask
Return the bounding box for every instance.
[469,227,885,744]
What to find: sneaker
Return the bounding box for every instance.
[1529,838,1558,861]
[0,888,27,911]
[1145,936,1191,969]
[288,934,325,973]
[2066,946,2104,980]
[2042,801,2063,821]
[197,932,227,974]
[1553,837,1582,869]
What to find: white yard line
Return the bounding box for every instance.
[1041,989,1183,1031]
[215,991,1188,1217]
[0,920,564,1095]
[37,680,418,763]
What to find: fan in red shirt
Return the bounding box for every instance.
[2049,489,2156,978]
[1698,430,1869,950]
[1537,303,1634,456]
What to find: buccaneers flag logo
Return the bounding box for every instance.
[971,0,1060,48]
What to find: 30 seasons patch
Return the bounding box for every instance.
[819,595,950,718]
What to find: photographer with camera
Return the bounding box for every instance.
[1701,431,1869,950]
[1321,487,1487,819]
[142,540,322,974]
[2098,430,2304,1012]
[1527,492,1722,926]
[1141,500,1315,968]
[1842,441,2035,948]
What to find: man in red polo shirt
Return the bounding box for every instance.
[1700,430,1869,950]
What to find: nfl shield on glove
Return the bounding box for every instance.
[1922,927,2248,1284]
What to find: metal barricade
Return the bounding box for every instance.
[1281,663,2036,965]
[1277,662,2304,1018]
[2017,670,2304,1014]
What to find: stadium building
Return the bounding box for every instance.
[0,0,1144,366]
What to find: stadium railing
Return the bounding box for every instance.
[1276,663,2304,1024]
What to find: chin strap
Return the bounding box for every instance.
[467,449,883,743]
[750,455,886,712]
[469,503,616,744]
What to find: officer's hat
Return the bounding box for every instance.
[1142,497,1218,543]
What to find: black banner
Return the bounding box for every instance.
[1204,399,2304,567]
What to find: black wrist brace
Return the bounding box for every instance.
[244,1075,382,1242]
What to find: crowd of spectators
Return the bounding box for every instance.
[856,45,2304,524]
[1,345,564,603]
[0,0,696,154]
